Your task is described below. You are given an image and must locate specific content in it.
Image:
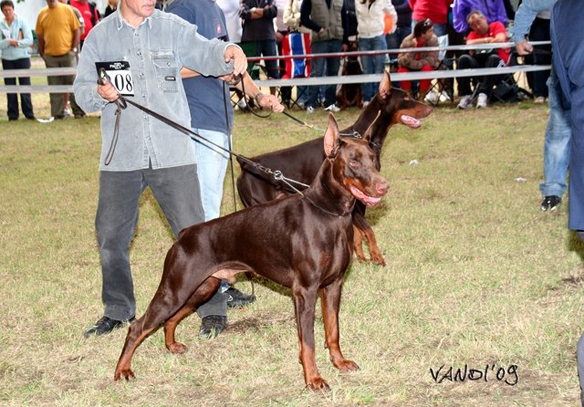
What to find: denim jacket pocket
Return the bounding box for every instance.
[151,51,179,93]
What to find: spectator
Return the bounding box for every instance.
[240,0,280,96]
[300,0,347,113]
[275,0,292,106]
[386,0,412,64]
[58,0,84,117]
[0,0,35,121]
[36,0,85,120]
[283,0,311,108]
[513,0,568,212]
[356,0,396,106]
[344,0,358,41]
[519,9,551,104]
[408,0,452,37]
[217,0,246,108]
[74,0,247,338]
[167,0,283,338]
[452,0,508,34]
[455,10,510,109]
[104,0,118,17]
[69,0,100,49]
[397,18,439,100]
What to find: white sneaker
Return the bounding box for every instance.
[324,104,340,112]
[306,106,315,114]
[457,95,473,110]
[362,101,370,108]
[476,93,488,109]
[236,99,247,110]
[424,91,438,104]
[439,91,451,102]
[64,108,71,117]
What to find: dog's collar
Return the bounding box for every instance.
[303,195,356,217]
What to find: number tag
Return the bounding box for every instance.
[95,61,134,96]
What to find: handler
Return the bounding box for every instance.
[73,0,247,337]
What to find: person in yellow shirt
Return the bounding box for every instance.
[36,0,85,119]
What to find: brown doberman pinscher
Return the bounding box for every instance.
[236,70,432,266]
[113,114,389,390]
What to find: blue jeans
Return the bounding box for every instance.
[191,129,232,316]
[191,129,231,221]
[359,35,387,102]
[306,39,342,108]
[1,58,34,119]
[96,165,205,321]
[539,68,571,198]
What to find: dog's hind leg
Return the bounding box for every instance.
[164,276,221,354]
[114,315,160,381]
[320,279,360,373]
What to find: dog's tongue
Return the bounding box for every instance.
[400,114,422,129]
[350,186,382,207]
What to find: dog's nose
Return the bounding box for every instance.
[376,180,389,195]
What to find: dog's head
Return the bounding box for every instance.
[324,113,388,207]
[377,71,433,129]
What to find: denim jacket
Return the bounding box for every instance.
[511,0,556,43]
[74,10,236,171]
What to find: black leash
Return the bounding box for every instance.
[98,69,310,191]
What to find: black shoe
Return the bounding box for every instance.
[198,315,227,339]
[26,116,36,120]
[541,195,562,212]
[74,114,86,119]
[83,315,135,338]
[8,117,17,121]
[225,287,256,308]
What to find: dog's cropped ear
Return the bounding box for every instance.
[362,110,381,143]
[378,70,392,100]
[324,113,340,157]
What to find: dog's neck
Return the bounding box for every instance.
[303,159,356,217]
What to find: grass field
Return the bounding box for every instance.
[1,90,583,406]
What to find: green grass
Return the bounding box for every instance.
[0,92,583,406]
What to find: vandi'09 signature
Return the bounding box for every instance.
[430,363,519,385]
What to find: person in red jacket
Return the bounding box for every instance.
[69,0,100,49]
[408,0,452,37]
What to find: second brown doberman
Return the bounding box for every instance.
[113,114,389,390]
[237,70,433,266]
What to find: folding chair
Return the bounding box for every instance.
[424,34,455,105]
[491,52,533,103]
[281,32,311,109]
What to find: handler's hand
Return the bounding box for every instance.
[224,45,248,77]
[258,94,285,113]
[97,81,120,102]
[515,40,533,56]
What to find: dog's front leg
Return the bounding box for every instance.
[321,279,360,373]
[293,285,329,391]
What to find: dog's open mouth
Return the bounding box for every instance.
[350,186,382,207]
[399,114,422,129]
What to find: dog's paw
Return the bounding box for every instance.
[114,367,135,381]
[167,342,188,354]
[334,359,360,373]
[306,376,331,392]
